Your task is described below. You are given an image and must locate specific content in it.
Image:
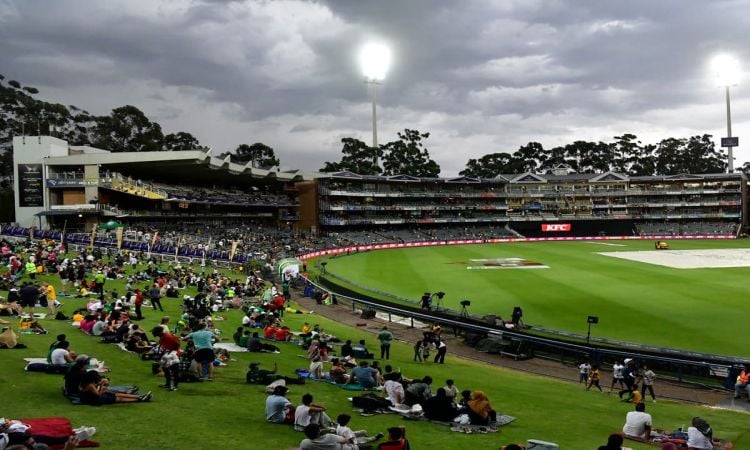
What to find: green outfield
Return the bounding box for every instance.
[322,239,750,357]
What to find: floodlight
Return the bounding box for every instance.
[360,43,391,81]
[712,54,740,86]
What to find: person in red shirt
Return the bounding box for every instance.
[275,326,291,342]
[152,326,181,391]
[134,289,144,320]
[273,295,286,317]
[264,324,278,340]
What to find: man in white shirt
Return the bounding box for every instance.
[622,402,652,439]
[578,361,591,384]
[294,393,335,432]
[611,361,625,392]
[334,414,383,450]
[50,341,76,365]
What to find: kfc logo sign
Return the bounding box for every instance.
[541,223,571,232]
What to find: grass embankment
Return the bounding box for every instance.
[0,264,747,449]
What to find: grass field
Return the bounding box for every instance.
[322,239,750,357]
[1,262,748,449]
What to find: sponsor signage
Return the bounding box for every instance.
[541,223,571,232]
[721,137,739,147]
[46,179,98,187]
[18,164,44,207]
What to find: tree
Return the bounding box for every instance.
[94,105,164,152]
[233,142,280,168]
[163,132,205,151]
[380,129,440,177]
[654,134,725,175]
[509,142,546,173]
[459,152,513,178]
[320,137,382,175]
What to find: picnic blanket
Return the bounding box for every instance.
[214,342,247,352]
[293,369,374,391]
[387,404,515,433]
[20,417,99,448]
[624,434,734,449]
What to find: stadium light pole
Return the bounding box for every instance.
[359,43,391,162]
[712,54,740,173]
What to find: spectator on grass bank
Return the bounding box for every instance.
[404,376,432,407]
[686,416,713,450]
[423,388,458,422]
[618,359,638,399]
[148,283,163,311]
[182,322,217,381]
[433,339,447,364]
[622,402,652,439]
[597,433,624,450]
[294,393,336,432]
[336,413,384,450]
[348,360,378,389]
[578,360,591,383]
[300,423,349,450]
[376,426,410,450]
[152,326,181,391]
[611,360,625,393]
[587,365,603,392]
[640,364,657,402]
[466,390,497,425]
[377,326,392,360]
[265,385,294,424]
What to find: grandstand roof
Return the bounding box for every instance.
[46,148,309,185]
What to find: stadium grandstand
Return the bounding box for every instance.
[9,135,746,253]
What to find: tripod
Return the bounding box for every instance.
[460,304,469,318]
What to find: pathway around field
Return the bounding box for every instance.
[291,291,747,411]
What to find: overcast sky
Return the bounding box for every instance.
[1,0,749,175]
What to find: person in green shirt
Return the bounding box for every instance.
[238,330,250,348]
[25,261,37,280]
[377,326,393,360]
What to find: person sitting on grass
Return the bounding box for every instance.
[300,423,350,450]
[466,390,497,425]
[423,388,458,422]
[46,334,67,363]
[64,355,137,397]
[294,393,336,432]
[265,385,294,424]
[376,427,410,450]
[686,416,714,450]
[246,361,304,385]
[50,341,76,366]
[348,361,379,389]
[79,370,151,405]
[404,376,432,407]
[622,402,652,439]
[597,433,624,450]
[336,414,384,450]
[247,331,280,353]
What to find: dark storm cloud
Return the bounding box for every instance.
[0,0,748,174]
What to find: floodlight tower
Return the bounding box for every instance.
[712,54,740,173]
[359,43,391,157]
